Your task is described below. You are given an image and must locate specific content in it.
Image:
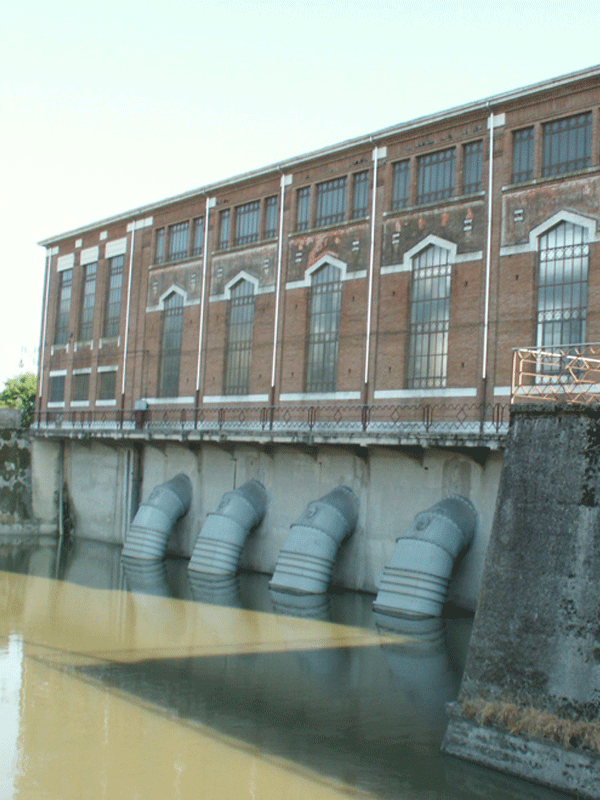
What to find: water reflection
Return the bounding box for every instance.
[0,536,569,800]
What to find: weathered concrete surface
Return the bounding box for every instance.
[30,437,503,605]
[442,404,600,796]
[0,419,38,534]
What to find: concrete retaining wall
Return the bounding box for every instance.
[0,414,38,534]
[31,437,503,607]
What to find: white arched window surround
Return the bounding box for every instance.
[157,283,188,310]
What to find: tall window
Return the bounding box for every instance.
[392,160,410,210]
[351,171,369,219]
[264,195,278,239]
[462,141,482,194]
[168,221,189,261]
[49,375,65,403]
[224,280,255,395]
[512,127,534,183]
[219,209,230,249]
[54,269,73,345]
[537,221,589,352]
[417,148,455,204]
[542,113,591,177]
[155,228,165,264]
[315,177,347,227]
[78,262,97,341]
[407,245,452,389]
[234,201,260,245]
[296,187,311,231]
[103,255,124,338]
[192,217,205,255]
[305,264,342,393]
[98,370,117,401]
[159,292,184,397]
[72,372,89,402]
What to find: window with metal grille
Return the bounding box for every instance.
[305,264,342,393]
[54,269,73,345]
[264,196,278,238]
[103,255,124,338]
[219,209,230,249]
[192,217,204,255]
[72,372,89,402]
[78,262,97,341]
[542,113,591,177]
[49,375,65,403]
[462,141,483,194]
[537,222,589,359]
[168,221,189,261]
[224,280,255,395]
[392,160,410,210]
[315,177,347,227]
[155,228,165,264]
[296,187,311,231]
[512,127,534,183]
[417,148,455,204]
[351,171,369,218]
[234,201,260,246]
[407,245,452,389]
[98,370,117,400]
[159,292,184,397]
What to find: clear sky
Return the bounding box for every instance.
[2,0,600,386]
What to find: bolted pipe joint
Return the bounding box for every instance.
[374,495,477,619]
[188,479,268,576]
[122,473,192,561]
[269,486,359,594]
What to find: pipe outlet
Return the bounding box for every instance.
[122,473,192,561]
[374,495,476,618]
[269,486,359,594]
[188,479,267,576]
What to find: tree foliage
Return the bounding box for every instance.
[0,373,37,427]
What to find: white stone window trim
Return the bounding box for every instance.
[96,399,117,407]
[70,401,90,408]
[49,369,68,377]
[285,255,359,290]
[374,388,477,399]
[80,246,99,265]
[210,270,274,303]
[500,209,600,256]
[279,391,361,402]
[72,367,92,375]
[105,237,128,258]
[97,365,118,373]
[57,253,75,272]
[203,394,270,404]
[143,397,195,405]
[47,402,66,409]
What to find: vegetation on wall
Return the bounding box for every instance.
[0,373,37,427]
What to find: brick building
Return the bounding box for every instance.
[37,65,600,437]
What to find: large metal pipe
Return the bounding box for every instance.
[269,486,359,594]
[374,495,476,618]
[188,479,267,576]
[122,473,192,561]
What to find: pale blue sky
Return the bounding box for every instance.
[2,0,600,384]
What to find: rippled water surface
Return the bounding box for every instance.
[0,536,569,799]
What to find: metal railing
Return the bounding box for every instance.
[512,344,600,403]
[33,401,508,440]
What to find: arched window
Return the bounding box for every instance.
[224,280,255,395]
[407,244,452,389]
[537,221,589,350]
[159,292,184,397]
[305,263,342,392]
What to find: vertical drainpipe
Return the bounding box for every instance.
[270,173,292,408]
[481,109,495,424]
[363,145,386,402]
[37,247,53,413]
[121,222,137,412]
[195,196,216,406]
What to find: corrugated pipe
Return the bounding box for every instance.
[269,486,359,594]
[122,473,192,561]
[374,495,476,618]
[188,479,267,576]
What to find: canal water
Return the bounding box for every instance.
[0,536,569,800]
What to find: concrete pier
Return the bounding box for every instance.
[442,404,600,798]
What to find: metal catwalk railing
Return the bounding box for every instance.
[34,401,508,439]
[512,344,600,403]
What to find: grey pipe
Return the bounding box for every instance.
[122,473,192,561]
[269,486,359,594]
[188,479,267,576]
[374,495,476,618]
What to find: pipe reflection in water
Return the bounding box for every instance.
[121,556,171,597]
[269,588,331,621]
[270,486,359,594]
[189,480,267,576]
[122,473,192,561]
[188,572,242,608]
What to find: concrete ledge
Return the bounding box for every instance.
[443,710,600,799]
